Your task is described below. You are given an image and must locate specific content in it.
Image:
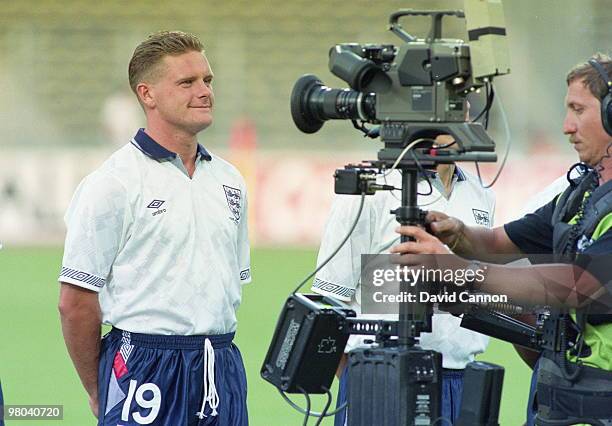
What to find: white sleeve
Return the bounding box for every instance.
[238,186,251,284]
[311,194,374,302]
[58,171,130,292]
[488,188,496,228]
[520,175,569,215]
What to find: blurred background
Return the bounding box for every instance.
[0,0,610,424]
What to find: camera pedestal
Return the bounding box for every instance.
[347,346,442,426]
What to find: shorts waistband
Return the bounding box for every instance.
[109,327,234,350]
[442,368,465,377]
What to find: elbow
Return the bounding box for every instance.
[58,298,80,321]
[58,283,101,321]
[58,298,76,319]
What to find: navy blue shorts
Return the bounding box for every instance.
[334,365,464,426]
[98,328,248,426]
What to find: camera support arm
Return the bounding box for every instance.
[388,9,465,43]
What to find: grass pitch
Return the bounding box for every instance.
[0,247,532,425]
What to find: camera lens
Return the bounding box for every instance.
[290,74,376,134]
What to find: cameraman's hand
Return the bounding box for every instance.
[390,225,465,272]
[391,225,451,256]
[425,211,466,253]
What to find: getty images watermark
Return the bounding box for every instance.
[360,254,508,314]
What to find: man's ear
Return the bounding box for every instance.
[136,82,155,109]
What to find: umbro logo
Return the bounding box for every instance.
[147,200,165,209]
[147,199,167,216]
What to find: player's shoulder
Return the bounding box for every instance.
[207,151,247,188]
[78,144,136,195]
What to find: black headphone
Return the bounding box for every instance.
[588,58,612,136]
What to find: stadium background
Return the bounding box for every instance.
[0,0,610,424]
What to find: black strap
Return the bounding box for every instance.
[538,382,612,418]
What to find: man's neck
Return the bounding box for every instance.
[598,153,612,185]
[144,124,198,176]
[436,163,456,197]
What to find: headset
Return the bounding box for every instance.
[588,58,612,136]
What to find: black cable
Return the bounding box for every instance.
[409,149,434,196]
[473,83,508,189]
[351,120,379,139]
[278,388,348,417]
[299,387,311,426]
[432,140,457,150]
[472,81,492,123]
[351,119,366,134]
[563,170,599,259]
[484,84,495,130]
[396,136,437,196]
[559,315,584,382]
[313,387,333,426]
[595,141,612,177]
[291,192,366,294]
[571,143,612,256]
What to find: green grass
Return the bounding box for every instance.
[0,247,533,425]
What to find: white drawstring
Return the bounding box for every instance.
[196,338,219,419]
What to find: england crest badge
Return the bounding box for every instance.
[223,185,242,222]
[472,209,491,227]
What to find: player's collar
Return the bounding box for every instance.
[131,128,212,162]
[455,167,466,181]
[420,167,466,182]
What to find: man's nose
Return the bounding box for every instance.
[196,80,212,97]
[563,112,576,135]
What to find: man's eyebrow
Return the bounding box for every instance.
[566,99,585,108]
[175,73,214,83]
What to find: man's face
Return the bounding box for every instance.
[563,79,612,166]
[144,51,215,135]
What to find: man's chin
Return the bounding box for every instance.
[190,119,213,134]
[582,157,599,167]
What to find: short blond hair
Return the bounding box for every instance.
[128,30,204,93]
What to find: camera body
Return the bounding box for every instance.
[328,40,472,124]
[290,6,510,152]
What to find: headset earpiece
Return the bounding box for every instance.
[588,59,612,137]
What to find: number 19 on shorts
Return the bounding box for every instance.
[121,380,161,425]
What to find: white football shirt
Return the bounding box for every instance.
[59,129,251,335]
[312,167,495,368]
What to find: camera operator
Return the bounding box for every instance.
[311,127,495,425]
[392,53,612,425]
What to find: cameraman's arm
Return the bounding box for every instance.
[427,211,522,261]
[394,227,605,308]
[512,313,541,369]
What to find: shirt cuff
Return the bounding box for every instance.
[58,267,105,292]
[311,277,355,302]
